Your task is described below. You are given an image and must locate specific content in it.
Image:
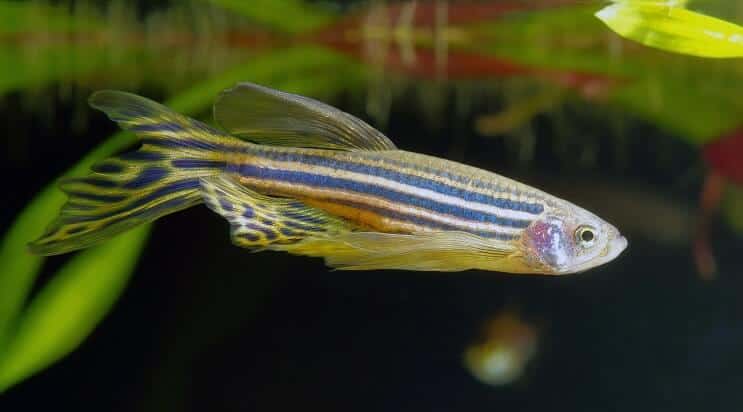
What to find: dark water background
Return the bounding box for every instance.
[2,0,743,411]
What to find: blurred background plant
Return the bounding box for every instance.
[0,0,742,409]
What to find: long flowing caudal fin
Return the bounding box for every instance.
[29,91,241,256]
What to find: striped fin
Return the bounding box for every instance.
[275,231,523,272]
[213,82,397,151]
[199,175,355,248]
[29,91,236,256]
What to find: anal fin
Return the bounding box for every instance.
[278,231,522,272]
[199,176,354,248]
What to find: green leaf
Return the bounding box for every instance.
[0,129,141,355]
[0,45,360,391]
[205,0,335,33]
[463,4,743,144]
[595,2,743,58]
[0,226,149,392]
[0,1,101,34]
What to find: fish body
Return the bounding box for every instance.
[231,146,545,240]
[30,82,626,274]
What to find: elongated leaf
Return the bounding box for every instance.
[0,45,360,390]
[596,2,743,58]
[0,131,140,353]
[467,4,743,143]
[0,226,149,392]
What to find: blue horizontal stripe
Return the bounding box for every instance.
[123,167,169,189]
[172,159,226,169]
[63,189,126,204]
[130,122,186,134]
[330,199,517,241]
[238,165,531,229]
[76,179,201,222]
[283,210,327,225]
[249,149,543,215]
[119,150,166,162]
[128,179,201,211]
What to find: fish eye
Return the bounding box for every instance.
[575,226,596,248]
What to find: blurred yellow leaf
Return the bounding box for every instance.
[596,2,743,58]
[0,226,149,392]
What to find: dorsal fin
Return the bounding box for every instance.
[213,82,397,151]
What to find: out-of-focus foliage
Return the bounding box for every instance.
[0,1,99,34]
[723,186,743,233]
[0,0,360,392]
[0,226,149,392]
[0,44,360,391]
[595,1,743,58]
[0,1,106,94]
[206,0,335,33]
[0,0,250,96]
[470,4,743,143]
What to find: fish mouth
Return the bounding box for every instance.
[593,234,628,268]
[556,234,628,275]
[608,235,628,261]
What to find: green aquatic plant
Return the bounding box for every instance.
[206,0,335,33]
[0,1,100,34]
[469,4,743,143]
[0,23,360,392]
[0,1,107,95]
[0,226,149,391]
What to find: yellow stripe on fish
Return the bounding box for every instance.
[29,82,627,274]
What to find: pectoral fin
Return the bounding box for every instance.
[213,82,397,151]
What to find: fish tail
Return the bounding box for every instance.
[29,91,240,255]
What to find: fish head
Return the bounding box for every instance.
[521,203,627,275]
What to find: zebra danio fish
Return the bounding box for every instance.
[30,82,627,274]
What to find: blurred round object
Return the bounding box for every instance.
[463,310,538,386]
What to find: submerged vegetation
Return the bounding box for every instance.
[596,1,743,58]
[0,0,742,402]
